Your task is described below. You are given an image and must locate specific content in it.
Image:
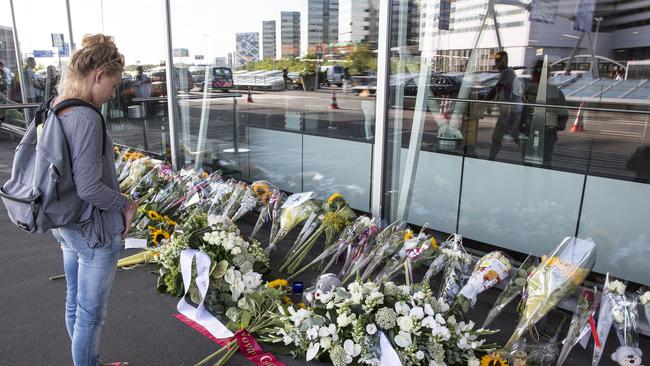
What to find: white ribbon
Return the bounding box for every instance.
[177,249,234,339]
[378,331,402,366]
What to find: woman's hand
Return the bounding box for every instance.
[122,199,138,240]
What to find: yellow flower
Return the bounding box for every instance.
[297,303,307,309]
[163,216,177,226]
[282,296,292,304]
[252,182,272,204]
[481,353,509,366]
[267,279,289,288]
[150,228,170,246]
[327,192,344,204]
[147,210,162,221]
[403,229,414,241]
[202,172,209,178]
[430,237,439,251]
[546,256,559,267]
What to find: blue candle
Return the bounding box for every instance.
[292,281,304,294]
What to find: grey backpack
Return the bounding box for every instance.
[0,98,106,233]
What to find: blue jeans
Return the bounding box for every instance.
[52,228,121,366]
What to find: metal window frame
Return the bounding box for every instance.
[163,0,181,170]
[370,0,391,218]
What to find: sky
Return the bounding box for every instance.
[1,0,307,65]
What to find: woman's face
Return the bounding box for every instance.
[90,69,121,106]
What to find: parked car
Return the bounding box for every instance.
[147,66,195,97]
[320,65,347,87]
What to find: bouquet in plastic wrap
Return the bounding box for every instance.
[267,192,319,252]
[482,255,538,328]
[352,221,407,284]
[505,236,596,350]
[592,274,627,366]
[280,193,356,273]
[337,220,380,282]
[372,228,440,285]
[609,292,643,366]
[247,181,278,235]
[639,288,650,326]
[556,287,598,366]
[436,234,474,305]
[451,251,512,315]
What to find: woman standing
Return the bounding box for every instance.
[50,33,137,366]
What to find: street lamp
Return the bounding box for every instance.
[593,17,604,55]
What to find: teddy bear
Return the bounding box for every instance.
[611,345,645,366]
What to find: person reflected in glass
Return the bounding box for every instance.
[45,65,59,100]
[523,60,568,165]
[0,60,12,97]
[487,51,522,160]
[626,145,650,181]
[283,67,291,90]
[132,66,152,115]
[23,56,42,103]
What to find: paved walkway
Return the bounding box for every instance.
[0,133,645,365]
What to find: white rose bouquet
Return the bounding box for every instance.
[639,289,650,326]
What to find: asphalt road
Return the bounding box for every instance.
[111,89,650,181]
[0,132,647,365]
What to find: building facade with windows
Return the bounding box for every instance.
[235,32,259,67]
[338,0,379,46]
[262,20,276,60]
[281,11,300,58]
[308,0,339,53]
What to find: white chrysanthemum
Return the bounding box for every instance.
[375,307,397,330]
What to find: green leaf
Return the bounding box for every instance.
[240,310,251,329]
[211,260,229,278]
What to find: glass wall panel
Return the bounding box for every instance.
[70,0,168,156]
[168,0,379,205]
[578,176,650,285]
[10,0,68,106]
[384,0,650,284]
[0,1,24,128]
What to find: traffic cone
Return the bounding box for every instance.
[330,90,339,109]
[570,101,585,132]
[247,86,254,103]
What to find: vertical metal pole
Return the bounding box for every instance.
[564,33,584,74]
[490,0,503,50]
[585,31,599,79]
[65,0,75,51]
[9,0,27,123]
[370,0,391,219]
[163,0,180,170]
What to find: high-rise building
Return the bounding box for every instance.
[281,11,301,58]
[214,57,227,67]
[390,0,420,50]
[235,32,259,67]
[262,20,276,60]
[338,0,379,46]
[0,25,17,71]
[227,52,233,68]
[308,0,339,53]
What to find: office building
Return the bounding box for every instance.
[338,0,379,46]
[235,32,259,67]
[281,11,301,58]
[308,0,339,53]
[262,20,276,60]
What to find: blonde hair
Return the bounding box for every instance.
[58,33,124,99]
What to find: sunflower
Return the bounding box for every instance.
[150,228,170,246]
[267,279,289,289]
[147,210,162,221]
[403,229,414,241]
[251,182,272,204]
[480,353,508,366]
[163,216,177,226]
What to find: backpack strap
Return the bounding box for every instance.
[49,98,108,157]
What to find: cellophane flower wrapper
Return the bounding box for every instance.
[221,181,247,219]
[119,157,155,192]
[267,195,319,252]
[592,275,626,366]
[230,186,259,222]
[246,181,278,234]
[454,251,512,313]
[207,179,237,216]
[482,255,538,328]
[338,222,379,281]
[438,234,473,305]
[268,190,286,245]
[319,216,376,277]
[639,290,650,326]
[354,222,406,284]
[505,236,596,350]
[611,294,641,355]
[556,288,597,366]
